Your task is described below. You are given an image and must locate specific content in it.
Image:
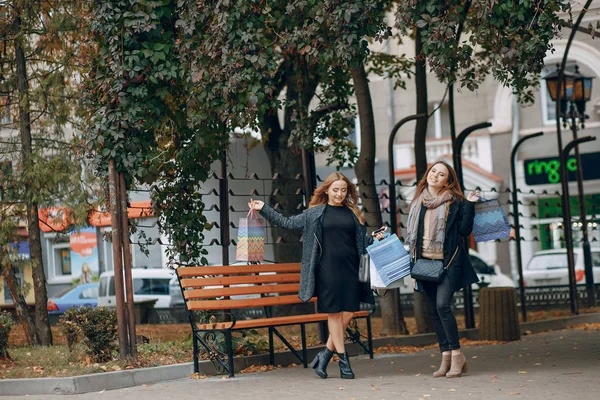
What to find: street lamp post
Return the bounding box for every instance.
[510,132,544,322]
[388,113,427,235]
[452,121,492,330]
[561,136,597,314]
[543,66,596,309]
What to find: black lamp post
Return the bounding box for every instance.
[543,65,596,308]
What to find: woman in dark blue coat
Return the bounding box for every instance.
[407,161,480,378]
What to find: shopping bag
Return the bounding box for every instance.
[366,233,411,287]
[473,198,511,242]
[369,259,406,289]
[236,209,265,262]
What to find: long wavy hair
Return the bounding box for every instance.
[308,172,365,224]
[410,161,465,208]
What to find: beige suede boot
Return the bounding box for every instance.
[432,353,451,377]
[446,351,468,378]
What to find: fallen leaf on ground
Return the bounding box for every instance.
[518,371,528,374]
[241,365,279,373]
[534,363,542,366]
[510,392,521,395]
[190,373,207,379]
[415,373,421,376]
[448,389,456,392]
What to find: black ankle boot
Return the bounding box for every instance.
[310,347,334,379]
[337,351,355,379]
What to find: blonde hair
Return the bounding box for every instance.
[308,172,365,224]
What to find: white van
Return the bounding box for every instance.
[97,268,176,309]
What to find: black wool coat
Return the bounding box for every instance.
[413,198,479,292]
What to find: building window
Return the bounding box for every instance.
[132,221,163,269]
[426,102,450,139]
[47,235,72,281]
[60,248,71,275]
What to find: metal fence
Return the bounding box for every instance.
[142,284,600,324]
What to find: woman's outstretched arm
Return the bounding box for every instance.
[249,200,307,231]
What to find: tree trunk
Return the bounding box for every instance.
[1,261,40,345]
[413,30,435,334]
[15,14,52,346]
[261,62,308,265]
[351,64,408,335]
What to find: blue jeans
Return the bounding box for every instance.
[422,274,461,352]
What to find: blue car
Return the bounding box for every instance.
[47,283,99,315]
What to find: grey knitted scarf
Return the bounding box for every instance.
[406,189,453,258]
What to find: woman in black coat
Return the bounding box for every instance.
[249,172,377,380]
[407,161,480,378]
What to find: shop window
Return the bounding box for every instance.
[132,222,163,269]
[49,237,71,279]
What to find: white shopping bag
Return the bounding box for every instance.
[370,260,406,290]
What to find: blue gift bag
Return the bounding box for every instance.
[473,198,511,242]
[366,233,411,287]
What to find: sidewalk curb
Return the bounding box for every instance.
[2,312,599,396]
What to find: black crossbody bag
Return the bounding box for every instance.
[411,247,459,283]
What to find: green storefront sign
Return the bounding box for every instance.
[524,152,600,185]
[538,194,600,249]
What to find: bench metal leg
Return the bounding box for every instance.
[192,331,199,373]
[225,330,234,378]
[271,327,305,365]
[345,318,371,356]
[367,315,374,359]
[268,327,275,366]
[300,324,307,368]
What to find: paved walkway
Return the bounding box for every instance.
[3,328,598,400]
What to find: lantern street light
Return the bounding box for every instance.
[543,64,596,308]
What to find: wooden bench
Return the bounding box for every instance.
[176,263,374,377]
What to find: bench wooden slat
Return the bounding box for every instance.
[184,283,301,299]
[194,310,370,330]
[177,263,301,277]
[180,273,300,288]
[187,294,314,311]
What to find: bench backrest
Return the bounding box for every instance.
[176,263,312,311]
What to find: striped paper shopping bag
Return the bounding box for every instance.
[473,198,511,242]
[366,233,411,287]
[236,209,265,262]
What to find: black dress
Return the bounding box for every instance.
[316,204,360,313]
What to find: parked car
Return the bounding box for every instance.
[523,248,600,287]
[399,249,514,293]
[97,268,176,309]
[47,283,99,315]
